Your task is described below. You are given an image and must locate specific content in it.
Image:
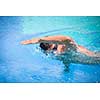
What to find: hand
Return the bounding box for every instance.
[21,40,33,45]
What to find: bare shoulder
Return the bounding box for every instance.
[45,35,72,40]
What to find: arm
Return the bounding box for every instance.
[40,35,78,47]
[21,35,75,45]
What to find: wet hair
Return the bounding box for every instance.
[40,42,50,50]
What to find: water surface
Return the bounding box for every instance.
[0,16,100,82]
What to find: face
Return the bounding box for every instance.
[48,44,55,50]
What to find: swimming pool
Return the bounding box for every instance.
[0,16,100,82]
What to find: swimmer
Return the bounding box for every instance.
[21,35,100,67]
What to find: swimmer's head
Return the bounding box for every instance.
[40,42,51,51]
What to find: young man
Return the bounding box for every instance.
[21,35,100,66]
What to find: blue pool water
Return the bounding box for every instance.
[0,16,100,83]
